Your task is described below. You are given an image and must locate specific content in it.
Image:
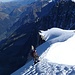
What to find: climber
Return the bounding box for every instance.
[31,45,39,64]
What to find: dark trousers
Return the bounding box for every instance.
[33,55,39,64]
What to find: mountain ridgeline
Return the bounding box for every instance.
[0,0,75,75]
[0,0,47,41]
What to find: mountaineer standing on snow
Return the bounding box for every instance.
[31,45,39,64]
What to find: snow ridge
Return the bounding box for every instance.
[39,28,75,42]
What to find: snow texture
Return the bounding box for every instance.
[22,59,75,75]
[72,0,75,2]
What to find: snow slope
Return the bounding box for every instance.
[11,42,50,75]
[11,28,75,75]
[72,0,75,2]
[45,34,75,65]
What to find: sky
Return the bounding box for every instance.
[0,0,14,2]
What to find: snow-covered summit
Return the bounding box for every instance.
[11,28,75,75]
[39,28,75,43]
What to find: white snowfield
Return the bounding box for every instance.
[11,28,75,75]
[45,34,75,65]
[72,0,75,2]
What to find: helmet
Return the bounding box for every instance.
[31,45,34,50]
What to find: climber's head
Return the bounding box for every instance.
[31,45,35,51]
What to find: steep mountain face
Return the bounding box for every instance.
[10,0,52,19]
[0,0,51,41]
[0,23,45,75]
[0,2,23,41]
[0,0,75,75]
[0,0,37,14]
[33,0,75,31]
[6,0,51,37]
[0,0,38,41]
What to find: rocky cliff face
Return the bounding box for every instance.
[37,0,75,30]
[0,0,50,41]
[6,0,51,37]
[0,0,38,41]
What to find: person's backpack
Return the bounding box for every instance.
[31,50,37,57]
